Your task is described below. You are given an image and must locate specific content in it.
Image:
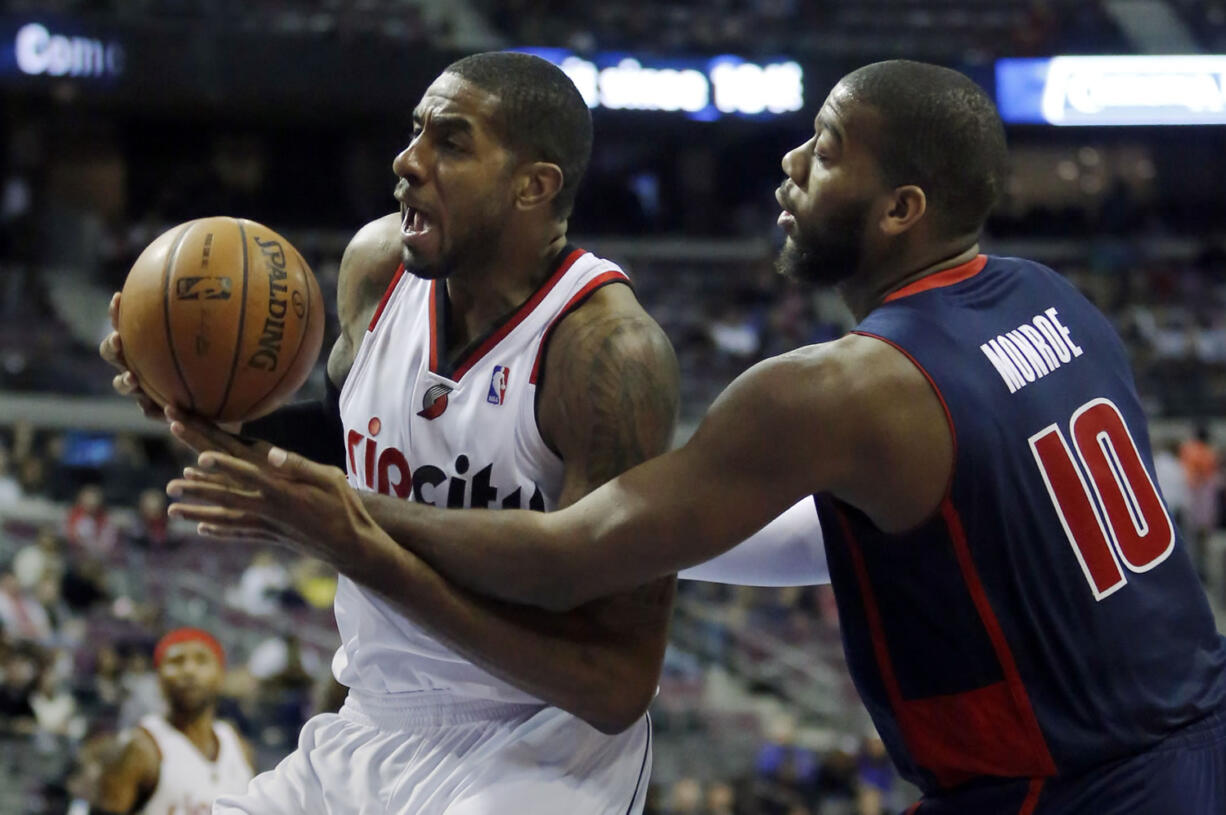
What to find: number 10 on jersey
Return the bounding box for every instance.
[1029,398,1176,600]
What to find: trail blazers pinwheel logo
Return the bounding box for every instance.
[418,383,453,420]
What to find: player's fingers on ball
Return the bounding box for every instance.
[109,292,121,327]
[100,334,125,368]
[168,417,224,455]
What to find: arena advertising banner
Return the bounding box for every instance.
[0,18,124,80]
[997,55,1226,126]
[516,47,805,120]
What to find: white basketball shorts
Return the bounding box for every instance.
[213,692,652,815]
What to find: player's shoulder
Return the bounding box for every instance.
[735,334,937,442]
[543,277,676,384]
[343,213,402,267]
[335,213,404,334]
[112,722,162,771]
[757,333,922,394]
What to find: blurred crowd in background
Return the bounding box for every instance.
[2,0,1226,812]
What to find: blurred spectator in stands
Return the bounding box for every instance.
[231,550,291,617]
[1180,424,1220,576]
[753,714,819,814]
[666,776,704,814]
[813,746,857,814]
[705,780,738,815]
[90,644,125,710]
[58,556,108,613]
[0,443,19,506]
[101,434,150,506]
[127,488,174,552]
[0,570,53,644]
[0,639,39,733]
[16,453,48,499]
[117,649,165,729]
[64,484,119,559]
[13,528,64,591]
[251,634,314,749]
[1154,438,1189,531]
[709,303,762,361]
[30,663,81,740]
[855,732,896,815]
[36,570,85,649]
[65,731,117,815]
[291,557,339,610]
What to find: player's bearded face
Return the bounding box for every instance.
[402,200,508,281]
[402,170,515,281]
[776,195,871,286]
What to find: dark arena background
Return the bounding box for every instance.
[1,1,1225,813]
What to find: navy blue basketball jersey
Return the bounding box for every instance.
[814,255,1226,807]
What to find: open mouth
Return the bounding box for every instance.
[400,203,438,253]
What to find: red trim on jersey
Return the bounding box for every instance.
[428,279,440,372]
[1019,778,1045,815]
[837,330,1056,786]
[942,498,1057,778]
[529,270,632,385]
[368,264,407,332]
[883,255,987,303]
[851,331,957,501]
[428,247,586,381]
[904,803,922,815]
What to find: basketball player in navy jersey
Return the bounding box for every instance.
[173,60,1226,813]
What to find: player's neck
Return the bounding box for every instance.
[444,232,569,348]
[168,707,218,758]
[843,240,980,321]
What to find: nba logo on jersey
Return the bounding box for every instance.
[487,365,510,405]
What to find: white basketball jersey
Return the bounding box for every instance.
[336,246,631,703]
[136,714,254,815]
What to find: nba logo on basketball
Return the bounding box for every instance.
[487,365,510,405]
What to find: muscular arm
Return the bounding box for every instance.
[380,333,952,609]
[95,728,159,815]
[356,282,681,732]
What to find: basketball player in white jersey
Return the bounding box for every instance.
[95,629,255,815]
[111,52,828,813]
[123,52,679,814]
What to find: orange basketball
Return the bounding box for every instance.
[117,217,325,424]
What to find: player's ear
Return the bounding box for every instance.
[515,162,564,212]
[879,184,927,236]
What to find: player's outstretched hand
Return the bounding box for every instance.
[167,447,386,569]
[166,407,263,463]
[100,292,163,420]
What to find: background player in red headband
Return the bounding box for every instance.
[94,629,255,815]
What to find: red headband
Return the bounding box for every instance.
[154,628,225,669]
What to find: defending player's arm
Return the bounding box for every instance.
[350,334,948,609]
[94,728,159,815]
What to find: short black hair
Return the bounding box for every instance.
[445,52,593,219]
[840,60,1007,237]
